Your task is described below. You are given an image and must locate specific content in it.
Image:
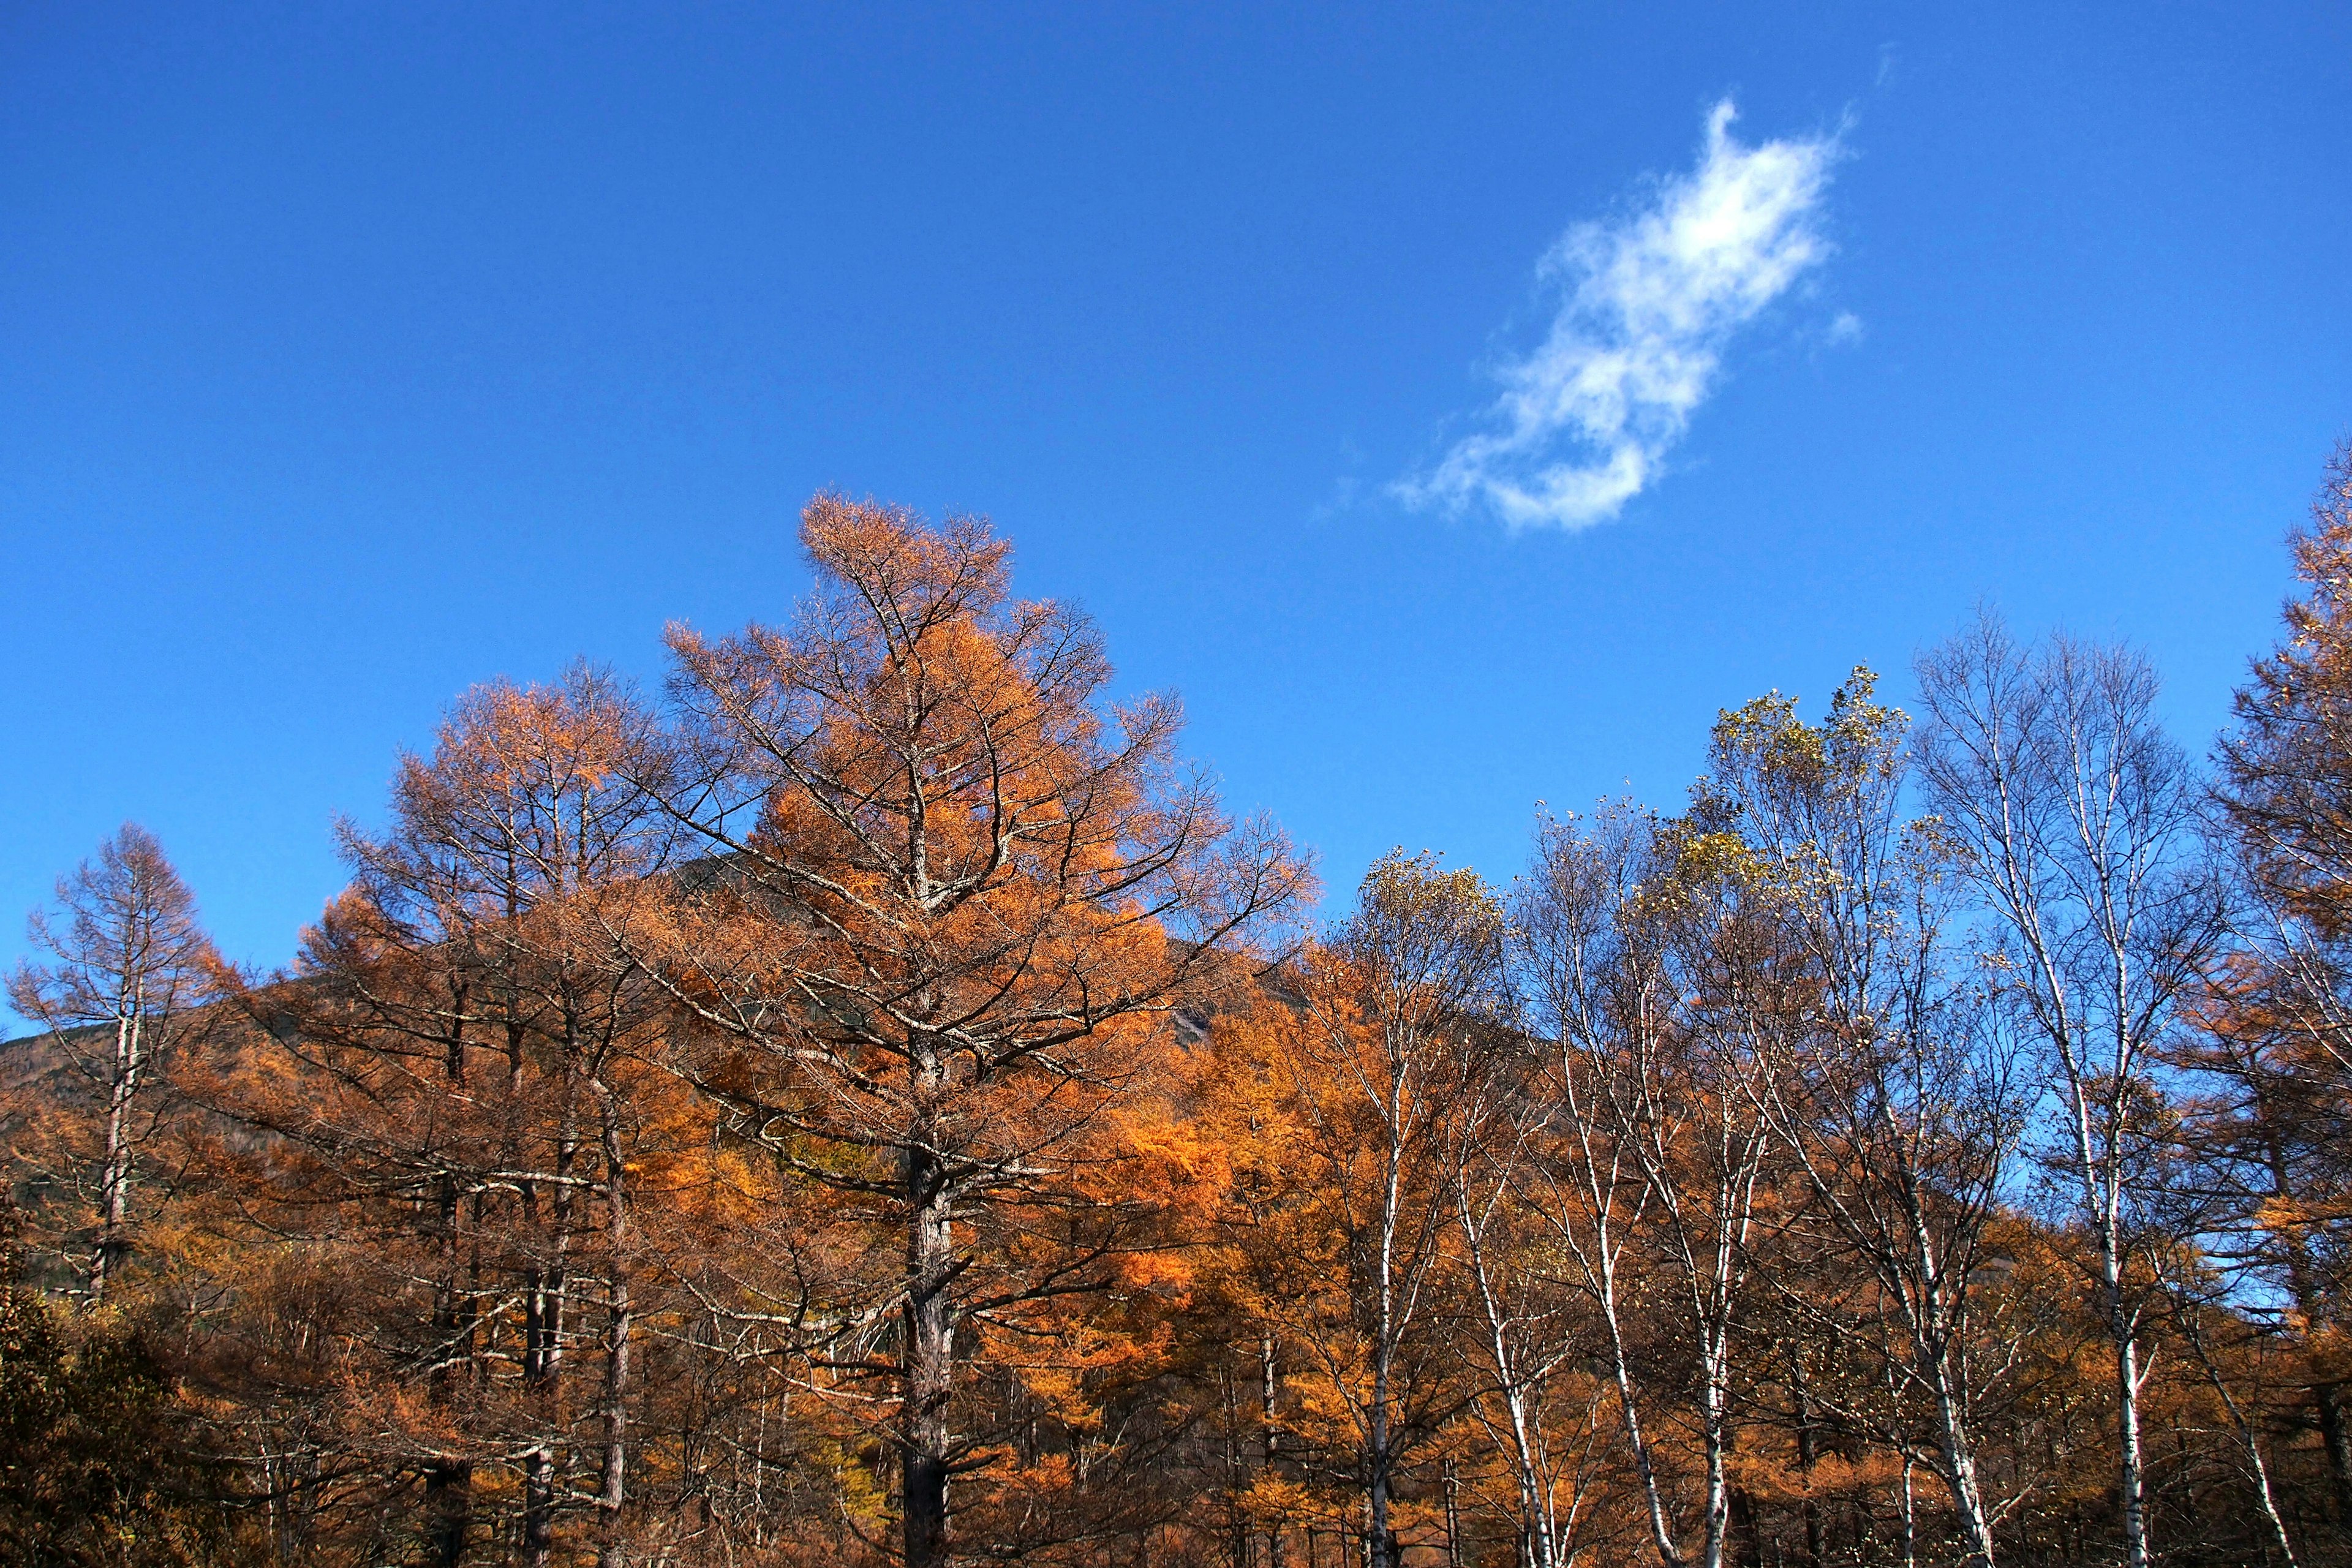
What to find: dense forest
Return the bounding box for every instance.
[9,459,2352,1568]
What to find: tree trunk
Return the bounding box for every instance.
[89,1009,145,1306]
[521,1446,556,1568]
[1929,1373,1999,1568]
[1444,1457,1463,1568]
[1899,1457,1915,1568]
[1367,1369,1395,1568]
[1791,1350,1822,1568]
[1264,1333,1286,1568]
[595,1079,633,1568]
[1702,1363,1730,1568]
[426,1172,475,1566]
[1367,1125,1401,1568]
[1728,1487,1760,1568]
[2185,1314,2299,1568]
[903,1100,955,1568]
[423,1460,473,1568]
[1602,1289,1684,1568]
[522,1088,578,1568]
[2111,1267,2150,1568]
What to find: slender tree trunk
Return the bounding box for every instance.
[595,1079,632,1568]
[524,1084,580,1568]
[427,1224,475,1568]
[88,1009,145,1306]
[1368,1345,1394,1568]
[426,1173,475,1567]
[1900,1457,1916,1568]
[1927,1365,1999,1568]
[1701,1351,1730,1568]
[1366,1129,1401,1568]
[1264,1333,1286,1568]
[1791,1349,1822,1568]
[1562,1065,1681,1568]
[2060,1016,2151,1568]
[2185,1316,2297,1567]
[1444,1457,1463,1568]
[1600,1281,1683,1568]
[1463,1186,1558,1568]
[2108,1253,2150,1568]
[499,996,557,1568]
[1901,1181,1998,1568]
[2100,981,2152,1568]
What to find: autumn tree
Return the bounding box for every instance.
[1703,671,2023,1568]
[1915,616,2221,1568]
[1444,970,1619,1568]
[2212,442,2352,1026]
[1194,853,1507,1568]
[7,824,219,1308]
[215,663,693,1566]
[644,496,1305,1568]
[2192,440,2352,1543]
[0,1197,239,1565]
[1513,801,1785,1568]
[1317,852,1510,1568]
[1512,805,1687,1568]
[19,477,2349,1564]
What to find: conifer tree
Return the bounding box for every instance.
[8,824,218,1307]
[647,496,1305,1567]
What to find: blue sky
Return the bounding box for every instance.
[4,3,2348,1001]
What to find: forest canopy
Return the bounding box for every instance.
[9,462,2352,1568]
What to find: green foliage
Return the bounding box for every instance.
[0,1204,239,1567]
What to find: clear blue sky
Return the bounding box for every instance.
[4,4,2348,1001]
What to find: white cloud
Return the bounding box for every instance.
[1397,100,1843,532]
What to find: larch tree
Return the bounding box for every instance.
[1182,984,1351,1562]
[2212,442,2352,1027]
[219,664,686,1567]
[643,496,1306,1568]
[24,474,2352,1564]
[7,823,219,1309]
[2204,440,2352,1520]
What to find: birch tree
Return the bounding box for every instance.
[1915,616,2218,1568]
[1514,802,1779,1568]
[1446,1012,1612,1568]
[1705,673,2021,1568]
[1297,852,1507,1568]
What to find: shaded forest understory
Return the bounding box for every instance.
[12,464,2352,1567]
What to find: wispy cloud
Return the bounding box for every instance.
[1398,100,1844,532]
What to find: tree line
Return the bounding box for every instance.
[7,462,2352,1566]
